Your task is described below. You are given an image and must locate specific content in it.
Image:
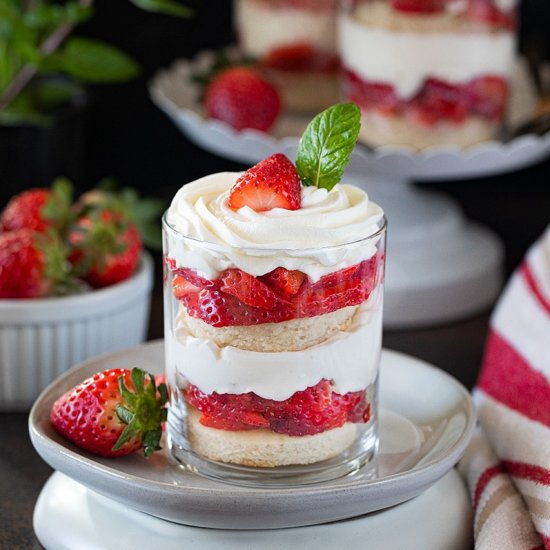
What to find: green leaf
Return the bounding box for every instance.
[129,0,193,18]
[59,37,141,83]
[295,102,361,192]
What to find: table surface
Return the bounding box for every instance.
[0,261,490,548]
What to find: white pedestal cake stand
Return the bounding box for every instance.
[149,53,550,328]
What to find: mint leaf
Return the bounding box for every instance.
[296,103,361,191]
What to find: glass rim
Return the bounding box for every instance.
[162,210,387,255]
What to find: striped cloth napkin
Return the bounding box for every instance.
[458,226,550,549]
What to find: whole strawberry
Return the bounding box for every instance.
[0,178,73,233]
[205,66,281,132]
[69,210,143,288]
[50,367,168,457]
[0,229,72,298]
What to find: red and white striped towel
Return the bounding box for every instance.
[459,226,550,549]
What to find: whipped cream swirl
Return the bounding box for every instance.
[165,172,384,281]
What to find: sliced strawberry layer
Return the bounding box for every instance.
[186,379,370,436]
[262,43,340,73]
[168,255,381,327]
[344,70,508,126]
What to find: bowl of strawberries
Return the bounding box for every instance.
[0,179,162,411]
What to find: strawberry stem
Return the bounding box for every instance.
[112,367,168,457]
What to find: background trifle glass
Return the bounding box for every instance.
[339,0,518,149]
[162,159,386,486]
[235,0,341,114]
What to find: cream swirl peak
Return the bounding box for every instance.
[165,172,384,281]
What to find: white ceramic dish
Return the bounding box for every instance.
[149,50,549,180]
[34,469,473,550]
[0,252,154,411]
[29,340,475,530]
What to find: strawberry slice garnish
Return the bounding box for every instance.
[227,153,301,212]
[50,367,168,457]
[172,274,201,299]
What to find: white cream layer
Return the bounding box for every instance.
[339,9,516,99]
[236,0,337,57]
[165,172,384,282]
[166,294,382,401]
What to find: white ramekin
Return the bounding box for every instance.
[0,252,155,411]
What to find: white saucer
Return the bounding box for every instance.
[34,469,473,550]
[29,340,475,529]
[149,50,548,180]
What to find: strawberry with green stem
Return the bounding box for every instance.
[50,367,168,457]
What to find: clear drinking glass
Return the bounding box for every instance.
[234,0,341,114]
[163,214,386,486]
[339,0,518,150]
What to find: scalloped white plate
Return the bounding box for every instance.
[149,50,550,180]
[29,340,475,530]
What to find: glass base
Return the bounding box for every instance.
[166,407,379,488]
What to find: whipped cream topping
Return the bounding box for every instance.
[236,0,337,57]
[165,293,382,401]
[165,172,384,281]
[339,9,516,99]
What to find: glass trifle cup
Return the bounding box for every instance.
[162,166,386,486]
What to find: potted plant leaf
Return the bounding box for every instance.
[0,0,192,205]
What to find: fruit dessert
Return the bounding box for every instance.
[235,0,340,114]
[339,0,517,149]
[163,103,386,473]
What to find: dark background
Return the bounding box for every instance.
[4,0,550,274]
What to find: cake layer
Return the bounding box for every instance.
[166,294,382,401]
[183,303,357,352]
[358,111,498,149]
[186,406,357,467]
[339,5,515,99]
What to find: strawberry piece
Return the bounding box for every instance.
[172,274,201,299]
[261,267,306,298]
[186,380,369,437]
[263,43,339,73]
[181,288,294,327]
[466,76,508,120]
[69,210,142,288]
[0,229,72,299]
[0,180,73,233]
[465,0,515,29]
[228,153,301,212]
[344,71,400,116]
[221,268,287,309]
[50,367,168,457]
[175,267,221,290]
[205,66,281,132]
[391,0,444,13]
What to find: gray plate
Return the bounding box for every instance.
[29,340,475,530]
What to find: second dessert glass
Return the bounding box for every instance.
[163,189,386,486]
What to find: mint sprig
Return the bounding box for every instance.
[296,102,361,191]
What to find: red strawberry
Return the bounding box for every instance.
[69,209,142,288]
[50,367,168,457]
[205,66,281,132]
[186,380,369,436]
[174,266,221,290]
[181,288,294,327]
[172,274,201,299]
[466,76,508,120]
[0,229,72,299]
[228,153,301,212]
[391,0,444,13]
[0,179,73,233]
[465,0,515,29]
[261,267,306,298]
[220,268,287,309]
[263,43,338,72]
